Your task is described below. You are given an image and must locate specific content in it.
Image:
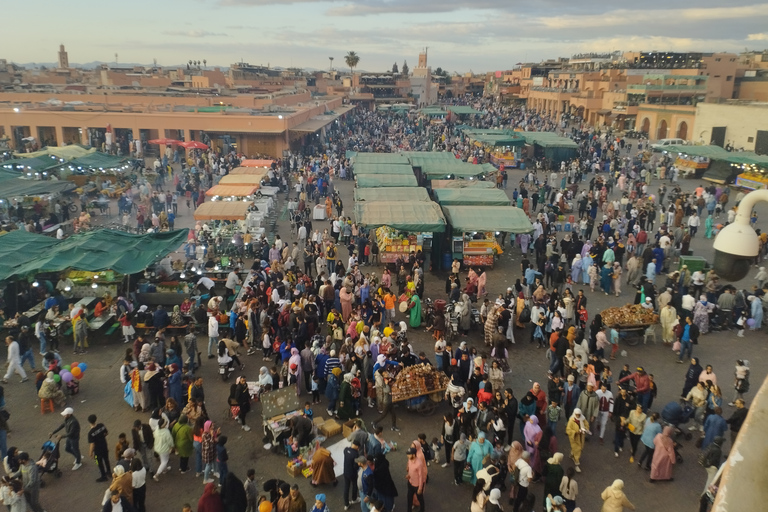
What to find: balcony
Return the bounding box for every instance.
[530,87,578,93]
[628,83,706,91]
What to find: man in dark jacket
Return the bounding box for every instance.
[371,454,398,512]
[725,399,748,446]
[152,305,170,331]
[50,407,82,469]
[612,387,636,458]
[342,441,361,509]
[503,389,518,446]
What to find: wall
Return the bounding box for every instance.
[636,105,696,141]
[695,102,768,150]
[736,80,768,102]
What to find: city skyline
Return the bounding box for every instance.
[5,0,768,73]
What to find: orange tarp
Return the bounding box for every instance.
[219,174,264,186]
[228,167,269,176]
[241,159,274,168]
[194,201,252,221]
[204,184,258,197]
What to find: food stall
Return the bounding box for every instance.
[193,201,253,222]
[262,386,303,451]
[353,163,415,176]
[352,153,411,166]
[354,201,446,268]
[430,180,495,190]
[356,174,418,188]
[240,159,274,168]
[433,188,511,207]
[204,184,259,199]
[441,205,532,267]
[354,187,431,203]
[601,304,659,346]
[390,363,450,415]
[219,174,265,187]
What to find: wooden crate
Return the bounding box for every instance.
[342,420,357,439]
[319,419,342,437]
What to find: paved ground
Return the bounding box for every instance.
[4,144,768,512]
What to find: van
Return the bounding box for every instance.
[651,138,687,151]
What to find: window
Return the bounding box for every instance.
[715,58,721,62]
[748,137,754,143]
[726,76,733,81]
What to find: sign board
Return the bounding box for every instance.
[261,386,301,420]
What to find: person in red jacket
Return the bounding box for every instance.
[619,367,651,412]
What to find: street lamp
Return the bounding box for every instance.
[712,189,768,281]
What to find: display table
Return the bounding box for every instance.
[313,205,327,220]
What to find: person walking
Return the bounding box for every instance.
[152,419,174,481]
[725,399,748,446]
[650,426,676,482]
[627,404,647,463]
[450,434,469,486]
[50,407,82,470]
[637,412,662,470]
[565,409,590,473]
[405,447,426,512]
[172,415,194,474]
[87,414,111,482]
[17,452,44,512]
[342,441,361,510]
[371,369,399,432]
[2,336,28,384]
[600,479,635,512]
[559,466,579,512]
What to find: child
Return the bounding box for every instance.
[546,399,561,435]
[736,310,747,337]
[245,469,259,512]
[311,494,330,512]
[303,402,314,420]
[217,435,229,483]
[533,313,546,348]
[114,433,129,463]
[311,375,321,404]
[430,437,443,465]
[578,305,589,330]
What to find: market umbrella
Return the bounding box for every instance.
[147,138,182,146]
[179,141,209,150]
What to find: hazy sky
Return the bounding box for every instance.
[7,1,768,73]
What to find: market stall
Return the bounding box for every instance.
[355,201,445,266]
[390,363,449,415]
[442,205,533,267]
[356,174,418,188]
[354,187,431,203]
[433,188,511,206]
[520,132,579,164]
[430,180,496,189]
[218,174,265,187]
[228,167,269,176]
[601,304,659,346]
[194,201,253,221]
[204,184,259,198]
[353,163,415,175]
[240,159,274,168]
[352,153,411,166]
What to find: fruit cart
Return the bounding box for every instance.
[601,304,658,347]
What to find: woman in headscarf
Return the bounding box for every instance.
[276,483,292,512]
[650,426,676,482]
[309,446,337,486]
[749,295,763,330]
[38,371,67,407]
[523,415,542,457]
[408,293,422,328]
[681,357,703,398]
[220,472,248,512]
[258,366,272,390]
[455,293,471,335]
[517,392,537,435]
[337,373,355,421]
[571,254,583,284]
[612,262,622,297]
[138,343,152,364]
[288,347,302,395]
[171,305,184,326]
[534,425,558,478]
[693,295,714,334]
[338,285,353,322]
[600,479,634,512]
[565,408,590,473]
[515,292,527,329]
[166,364,183,406]
[198,482,224,512]
[484,304,500,346]
[543,452,564,507]
[466,431,493,484]
[477,270,487,297]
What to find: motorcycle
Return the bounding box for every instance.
[219,362,235,381]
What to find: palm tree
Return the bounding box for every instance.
[344,51,360,75]
[203,59,207,68]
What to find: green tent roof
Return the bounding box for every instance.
[520,132,579,148]
[62,152,130,172]
[661,145,730,159]
[431,180,496,189]
[434,188,512,206]
[407,152,459,167]
[418,107,447,117]
[447,105,484,115]
[354,201,446,232]
[0,178,75,198]
[468,133,526,147]
[0,229,189,281]
[722,152,768,166]
[354,187,431,202]
[351,153,411,165]
[356,174,418,188]
[1,155,63,173]
[353,163,415,175]
[421,162,495,179]
[442,205,533,234]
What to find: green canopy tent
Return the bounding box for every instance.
[354,201,446,232]
[442,205,533,233]
[61,152,130,173]
[702,160,740,184]
[351,153,411,165]
[722,152,768,167]
[354,187,431,202]
[431,180,496,189]
[420,162,496,180]
[446,106,484,115]
[356,174,418,188]
[433,188,512,206]
[2,155,63,174]
[661,145,730,159]
[0,229,189,281]
[353,163,415,175]
[520,132,578,164]
[0,178,75,198]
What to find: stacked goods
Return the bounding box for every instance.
[287,457,306,477]
[601,304,658,327]
[391,363,450,401]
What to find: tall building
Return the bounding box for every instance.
[411,51,437,106]
[58,44,69,69]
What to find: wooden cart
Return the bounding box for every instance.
[392,388,446,416]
